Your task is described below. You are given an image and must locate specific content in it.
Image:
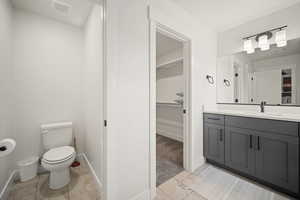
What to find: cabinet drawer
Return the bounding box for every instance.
[204,113,224,125]
[225,116,298,137]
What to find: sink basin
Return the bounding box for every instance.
[240,111,282,117]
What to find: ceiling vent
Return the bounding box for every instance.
[52,0,71,15]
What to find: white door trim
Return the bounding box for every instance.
[149,20,192,199]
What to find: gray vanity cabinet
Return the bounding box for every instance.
[203,113,299,197]
[254,132,299,193]
[204,123,225,164]
[225,127,255,175]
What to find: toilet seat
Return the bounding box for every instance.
[43,146,75,164]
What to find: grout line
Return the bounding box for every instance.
[221,178,239,200]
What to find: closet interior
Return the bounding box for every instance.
[156,32,185,186]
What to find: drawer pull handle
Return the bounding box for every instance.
[249,135,253,149]
[207,117,220,121]
[257,136,260,151]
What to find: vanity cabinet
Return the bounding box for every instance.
[204,123,225,164]
[254,131,299,193]
[203,113,299,197]
[203,114,225,164]
[225,127,255,175]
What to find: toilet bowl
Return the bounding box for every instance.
[41,146,76,189]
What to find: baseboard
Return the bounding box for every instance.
[130,189,151,200]
[76,153,103,190]
[149,187,156,200]
[0,170,18,200]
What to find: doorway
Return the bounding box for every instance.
[149,22,192,195]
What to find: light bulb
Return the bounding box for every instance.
[276,29,287,47]
[258,35,269,51]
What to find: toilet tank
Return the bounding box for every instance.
[41,122,73,150]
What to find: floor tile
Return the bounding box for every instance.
[184,192,207,200]
[37,174,69,200]
[154,188,171,200]
[173,171,191,182]
[10,177,38,200]
[159,178,193,200]
[9,158,101,200]
[182,166,238,200]
[69,172,101,200]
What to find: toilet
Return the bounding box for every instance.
[41,122,76,190]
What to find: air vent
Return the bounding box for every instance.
[52,0,71,14]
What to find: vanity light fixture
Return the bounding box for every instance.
[242,25,287,53]
[243,39,254,54]
[258,34,270,51]
[275,29,287,47]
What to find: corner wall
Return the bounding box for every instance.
[0,0,14,195]
[12,9,84,163]
[83,3,104,183]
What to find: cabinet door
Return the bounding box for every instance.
[225,127,255,175]
[255,132,299,193]
[204,123,225,164]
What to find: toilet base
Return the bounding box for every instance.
[49,168,70,189]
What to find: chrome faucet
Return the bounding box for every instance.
[260,101,266,113]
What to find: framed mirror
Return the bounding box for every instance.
[217,38,300,106]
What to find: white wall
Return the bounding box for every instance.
[83,3,104,183]
[156,104,183,142]
[150,0,218,171]
[105,0,150,199]
[156,64,183,103]
[218,3,300,56]
[217,2,300,113]
[0,0,14,195]
[12,9,84,162]
[105,0,217,199]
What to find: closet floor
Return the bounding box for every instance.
[156,134,184,186]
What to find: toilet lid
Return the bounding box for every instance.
[43,146,75,162]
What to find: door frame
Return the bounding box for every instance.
[149,21,192,198]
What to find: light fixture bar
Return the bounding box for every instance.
[242,25,287,40]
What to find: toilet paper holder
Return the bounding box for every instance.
[0,138,16,158]
[0,146,7,151]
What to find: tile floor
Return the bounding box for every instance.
[155,163,295,200]
[8,157,102,200]
[156,135,184,186]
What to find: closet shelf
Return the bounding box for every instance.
[157,57,183,69]
[156,102,182,107]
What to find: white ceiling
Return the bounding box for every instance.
[156,32,183,57]
[11,0,95,27]
[171,0,300,32]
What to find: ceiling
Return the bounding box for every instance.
[156,32,183,57]
[171,0,300,32]
[11,0,95,27]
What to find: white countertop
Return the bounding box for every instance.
[204,110,300,122]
